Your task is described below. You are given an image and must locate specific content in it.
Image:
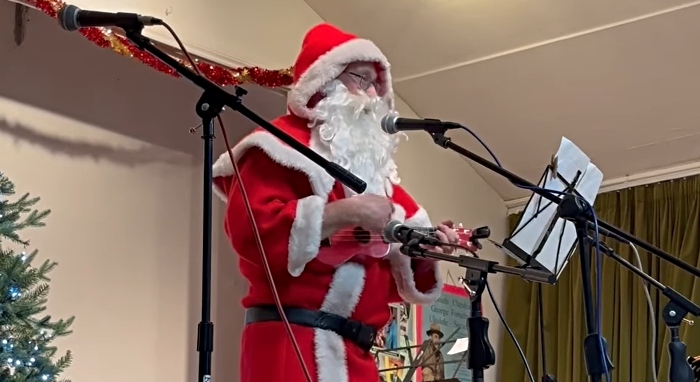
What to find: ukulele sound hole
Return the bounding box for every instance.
[352,227,372,244]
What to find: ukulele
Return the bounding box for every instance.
[317,224,490,267]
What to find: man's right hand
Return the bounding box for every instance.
[321,194,394,240]
[347,194,394,232]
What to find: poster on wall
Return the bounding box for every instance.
[372,302,414,382]
[414,284,472,382]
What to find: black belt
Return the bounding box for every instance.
[245,306,377,352]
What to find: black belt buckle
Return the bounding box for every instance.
[343,320,376,352]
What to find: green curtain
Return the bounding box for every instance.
[500,176,700,382]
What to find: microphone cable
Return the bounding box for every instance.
[157,22,314,382]
[455,124,610,381]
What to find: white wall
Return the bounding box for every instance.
[0,3,284,381]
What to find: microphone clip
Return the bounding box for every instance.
[399,238,427,258]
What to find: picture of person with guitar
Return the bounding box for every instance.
[212,23,479,382]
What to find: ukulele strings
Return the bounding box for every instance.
[323,235,471,251]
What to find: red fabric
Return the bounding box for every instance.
[293,24,357,84]
[216,115,440,382]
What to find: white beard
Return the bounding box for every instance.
[310,80,402,197]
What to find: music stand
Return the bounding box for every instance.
[424,127,700,382]
[501,137,604,282]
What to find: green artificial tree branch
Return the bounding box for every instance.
[0,173,74,382]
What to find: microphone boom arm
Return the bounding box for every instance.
[424,128,700,382]
[121,28,367,194]
[426,128,700,278]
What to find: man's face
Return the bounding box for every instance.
[431,333,440,343]
[338,61,379,98]
[310,62,399,196]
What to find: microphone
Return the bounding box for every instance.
[57,4,163,32]
[381,115,463,135]
[383,220,443,247]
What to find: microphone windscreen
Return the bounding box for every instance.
[383,220,403,242]
[58,4,81,31]
[380,115,399,134]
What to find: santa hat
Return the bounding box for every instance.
[287,23,394,120]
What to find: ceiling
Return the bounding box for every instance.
[303,0,700,201]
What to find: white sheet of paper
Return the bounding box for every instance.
[447,337,469,355]
[506,137,604,280]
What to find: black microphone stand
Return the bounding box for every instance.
[557,196,613,382]
[424,128,700,382]
[591,240,698,382]
[538,284,557,382]
[119,26,368,382]
[463,266,494,382]
[399,239,553,381]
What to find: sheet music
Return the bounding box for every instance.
[447,337,469,355]
[505,137,604,281]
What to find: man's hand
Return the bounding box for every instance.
[321,195,393,239]
[350,194,394,232]
[424,220,460,255]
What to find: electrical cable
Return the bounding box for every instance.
[587,206,611,381]
[159,22,314,382]
[485,281,536,382]
[456,126,538,381]
[538,284,549,378]
[629,242,659,382]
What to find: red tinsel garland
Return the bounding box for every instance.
[24,0,294,88]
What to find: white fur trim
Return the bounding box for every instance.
[288,195,326,277]
[315,263,366,382]
[288,38,395,120]
[212,130,336,202]
[387,207,443,305]
[405,207,431,228]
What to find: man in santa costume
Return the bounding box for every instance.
[213,23,459,382]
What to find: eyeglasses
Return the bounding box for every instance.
[347,72,379,92]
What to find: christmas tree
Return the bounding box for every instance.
[0,173,74,382]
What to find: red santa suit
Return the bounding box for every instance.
[212,23,443,382]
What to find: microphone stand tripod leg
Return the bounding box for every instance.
[466,269,495,382]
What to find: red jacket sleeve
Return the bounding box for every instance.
[386,185,443,305]
[216,147,326,277]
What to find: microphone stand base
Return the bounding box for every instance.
[663,300,694,382]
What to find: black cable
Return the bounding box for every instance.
[538,284,549,376]
[457,125,539,380]
[485,280,536,382]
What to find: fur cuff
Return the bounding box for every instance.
[288,195,326,277]
[388,207,443,304]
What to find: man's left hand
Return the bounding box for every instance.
[425,220,460,255]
